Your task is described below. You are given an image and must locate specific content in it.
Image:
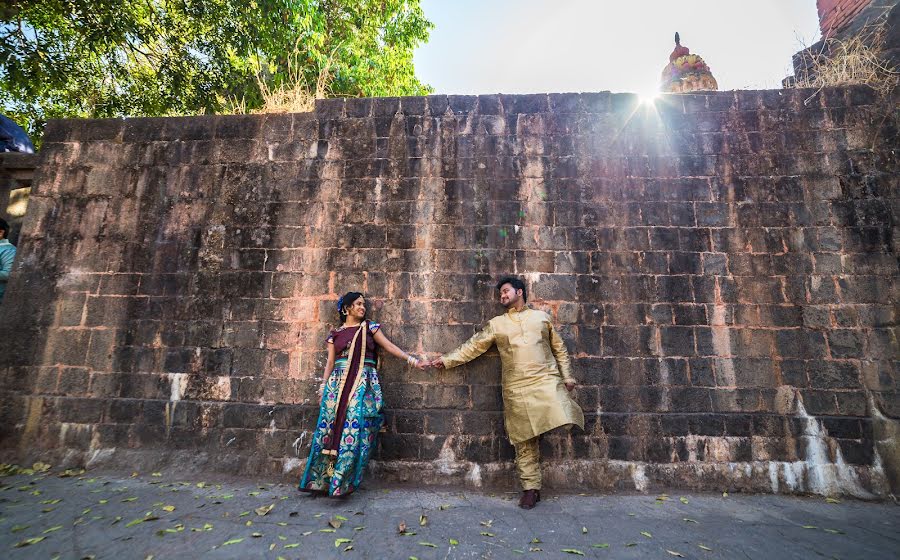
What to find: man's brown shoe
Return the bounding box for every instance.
[519,489,540,509]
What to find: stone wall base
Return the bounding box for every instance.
[2,446,888,499]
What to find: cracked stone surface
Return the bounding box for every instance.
[1,468,898,559]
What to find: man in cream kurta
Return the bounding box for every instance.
[431,277,584,509]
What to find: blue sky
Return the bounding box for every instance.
[413,0,821,96]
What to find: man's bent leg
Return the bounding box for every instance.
[513,437,541,490]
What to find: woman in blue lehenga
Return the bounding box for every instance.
[299,292,425,497]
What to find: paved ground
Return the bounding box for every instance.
[1,465,897,560]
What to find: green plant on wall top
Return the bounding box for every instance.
[0,0,434,143]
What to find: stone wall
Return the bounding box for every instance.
[0,86,897,497]
[0,152,38,245]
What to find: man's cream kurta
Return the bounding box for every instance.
[442,307,584,444]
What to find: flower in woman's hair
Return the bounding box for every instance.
[337,295,345,314]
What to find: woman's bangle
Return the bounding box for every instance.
[406,354,418,366]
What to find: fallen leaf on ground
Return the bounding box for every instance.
[699,544,713,551]
[419,515,428,526]
[418,542,436,547]
[825,497,841,504]
[319,528,335,533]
[397,521,407,534]
[256,504,275,516]
[328,517,342,529]
[221,538,243,546]
[581,526,588,534]
[480,520,493,527]
[802,525,818,529]
[561,549,584,555]
[449,538,459,545]
[666,550,685,557]
[283,543,299,549]
[125,516,159,528]
[592,543,610,548]
[641,531,653,538]
[15,536,46,547]
[161,505,175,512]
[11,525,29,533]
[43,526,63,534]
[824,528,845,534]
[680,497,689,504]
[683,518,698,523]
[480,532,495,537]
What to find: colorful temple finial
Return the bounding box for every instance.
[661,32,718,93]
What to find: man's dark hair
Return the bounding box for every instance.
[339,291,366,318]
[496,276,527,302]
[0,218,8,239]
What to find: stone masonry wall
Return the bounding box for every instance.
[0,86,897,497]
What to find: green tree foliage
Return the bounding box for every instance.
[0,0,433,140]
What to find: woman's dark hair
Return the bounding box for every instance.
[338,291,365,318]
[0,218,8,239]
[496,276,527,302]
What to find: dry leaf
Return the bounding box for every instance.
[641,531,653,538]
[397,521,407,534]
[419,515,428,526]
[161,505,175,512]
[561,549,585,555]
[698,544,713,551]
[666,550,685,557]
[15,536,45,547]
[256,504,276,516]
